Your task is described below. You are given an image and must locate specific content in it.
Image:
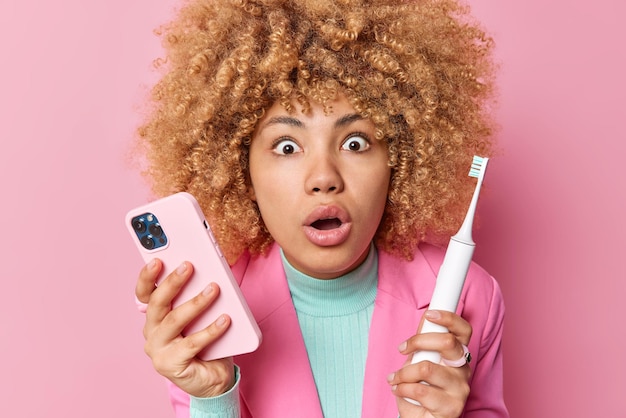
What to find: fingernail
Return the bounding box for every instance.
[176,262,187,274]
[398,341,407,352]
[387,373,395,382]
[424,310,441,320]
[147,259,157,270]
[216,315,228,327]
[202,284,214,296]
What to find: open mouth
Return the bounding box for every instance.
[311,218,342,230]
[303,206,351,246]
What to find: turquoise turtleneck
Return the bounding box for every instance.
[281,244,378,418]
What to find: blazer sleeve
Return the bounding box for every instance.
[461,271,509,418]
[165,369,244,417]
[167,381,191,417]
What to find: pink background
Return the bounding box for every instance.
[1,0,624,417]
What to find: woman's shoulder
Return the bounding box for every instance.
[416,243,505,330]
[417,243,496,287]
[377,243,503,313]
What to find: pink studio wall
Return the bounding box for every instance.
[0,1,624,417]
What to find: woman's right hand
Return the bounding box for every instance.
[135,259,235,398]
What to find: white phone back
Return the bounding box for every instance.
[125,192,262,360]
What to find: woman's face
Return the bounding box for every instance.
[249,96,391,279]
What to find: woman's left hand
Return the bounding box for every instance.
[388,310,473,418]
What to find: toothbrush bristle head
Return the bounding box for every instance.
[469,155,489,178]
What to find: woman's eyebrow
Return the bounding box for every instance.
[334,113,364,128]
[263,116,304,128]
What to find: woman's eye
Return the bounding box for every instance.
[341,135,370,152]
[272,139,301,155]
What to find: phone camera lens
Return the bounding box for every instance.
[133,219,147,233]
[149,223,164,237]
[140,236,155,250]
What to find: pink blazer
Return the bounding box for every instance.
[167,243,508,417]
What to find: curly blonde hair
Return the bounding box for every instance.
[136,0,497,263]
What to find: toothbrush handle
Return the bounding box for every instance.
[411,237,474,363]
[404,238,474,406]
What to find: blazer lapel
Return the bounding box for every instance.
[361,248,436,418]
[236,245,323,418]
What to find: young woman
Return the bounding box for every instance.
[133,0,508,417]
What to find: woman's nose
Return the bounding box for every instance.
[304,154,344,194]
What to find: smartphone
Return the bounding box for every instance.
[125,192,262,360]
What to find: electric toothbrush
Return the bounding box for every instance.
[405,155,489,405]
